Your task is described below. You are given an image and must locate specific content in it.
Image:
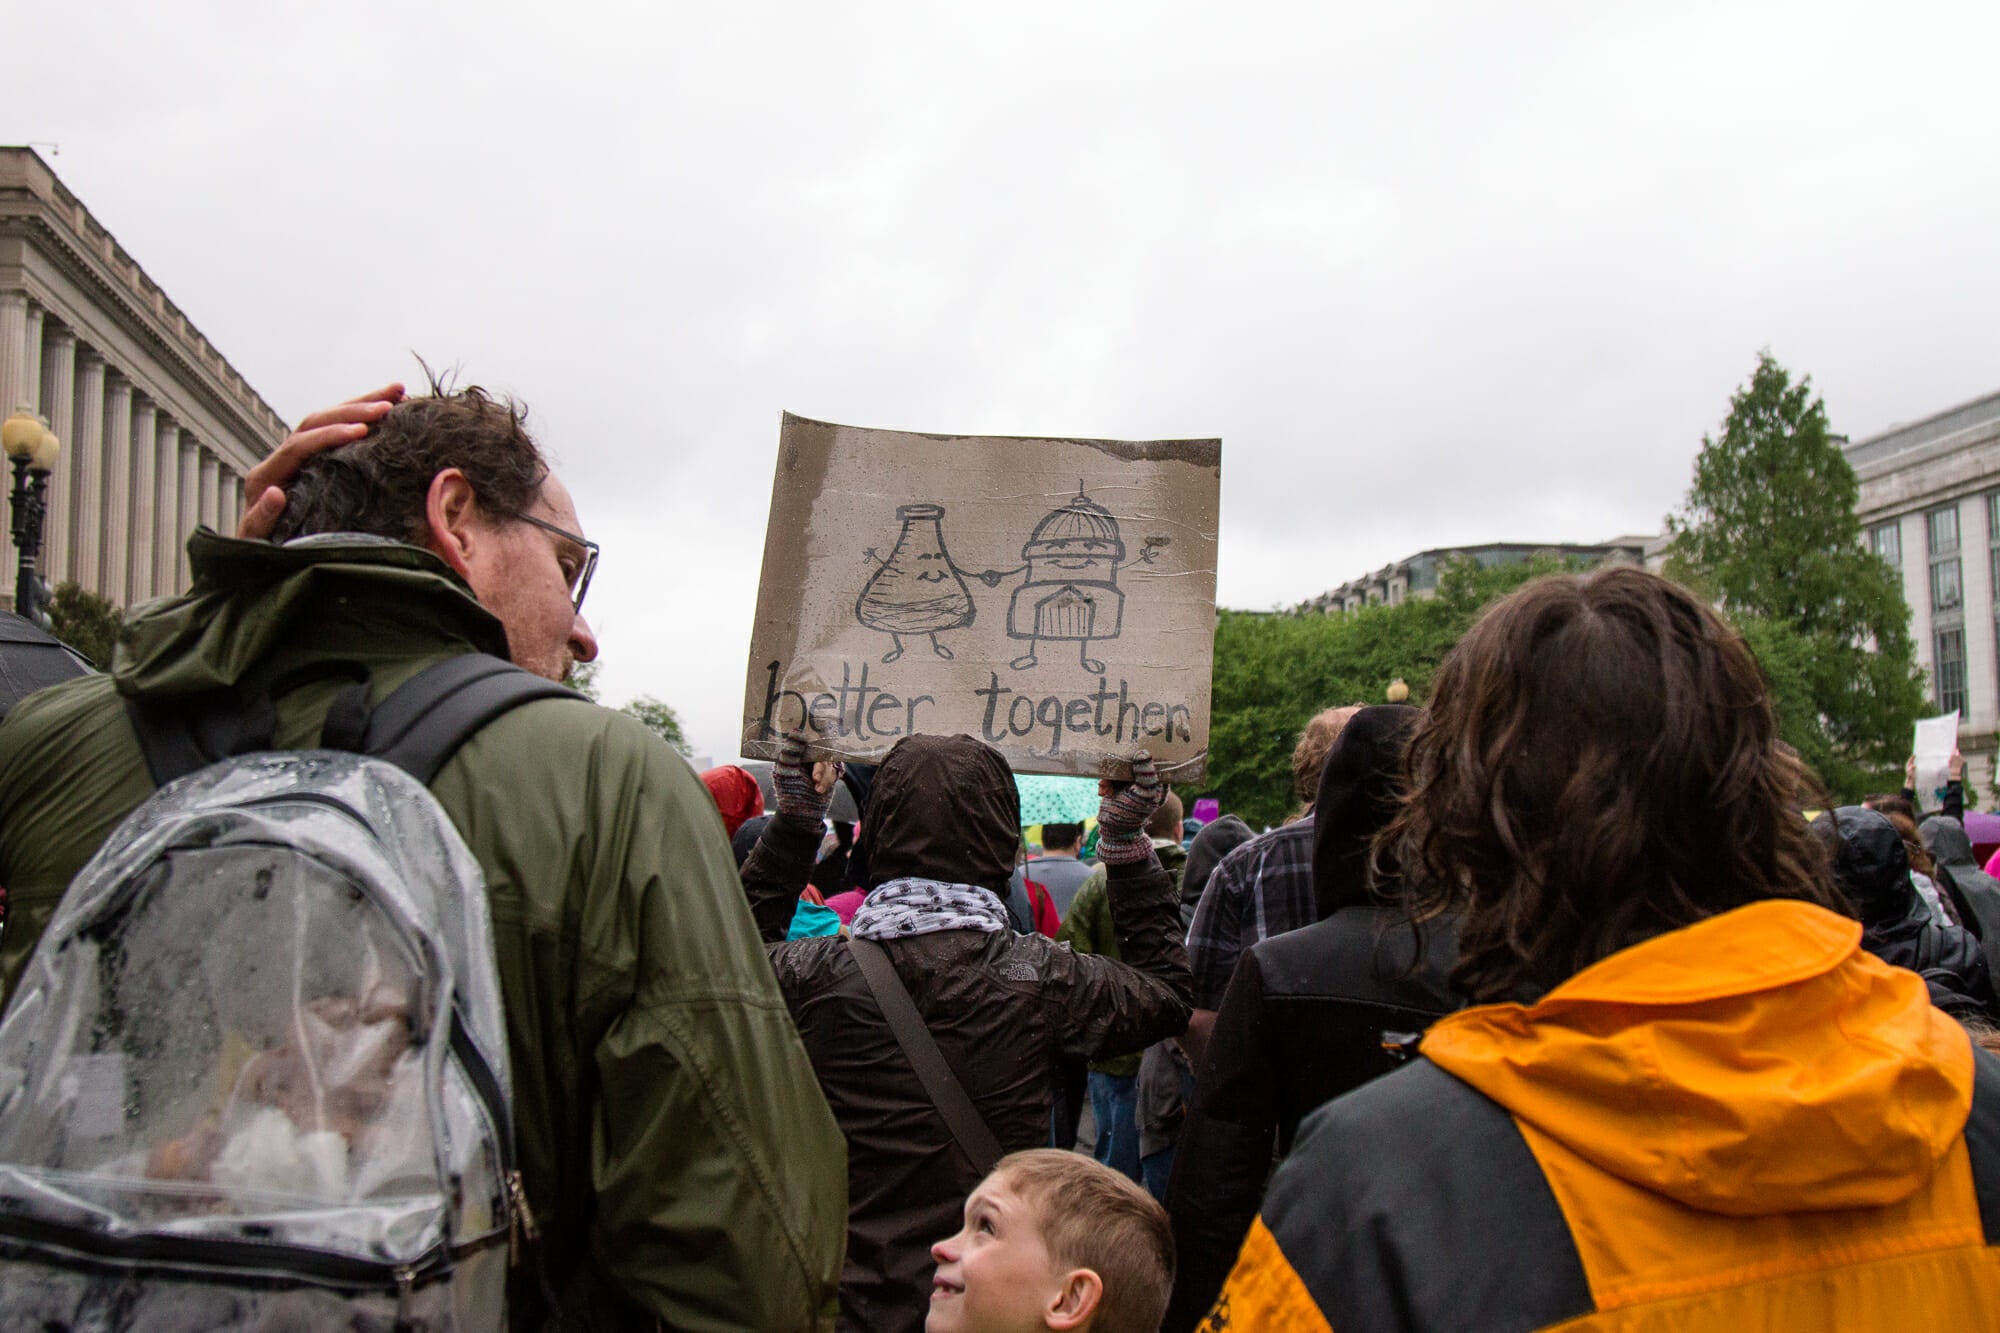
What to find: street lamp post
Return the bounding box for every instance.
[1,407,60,627]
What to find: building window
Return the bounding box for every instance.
[1870,521,1901,566]
[1930,504,1960,552]
[1937,626,1968,715]
[1929,504,1963,613]
[1989,494,2000,602]
[1934,557,1964,612]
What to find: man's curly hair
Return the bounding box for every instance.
[269,369,547,546]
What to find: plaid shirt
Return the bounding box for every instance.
[1186,815,1317,1009]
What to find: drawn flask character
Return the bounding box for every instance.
[856,503,976,662]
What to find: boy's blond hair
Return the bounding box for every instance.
[992,1149,1173,1333]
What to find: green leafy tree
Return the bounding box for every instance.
[46,582,122,670]
[1207,557,1569,828]
[620,695,691,756]
[1665,352,1927,797]
[563,660,601,701]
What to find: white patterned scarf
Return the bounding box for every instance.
[850,878,1010,941]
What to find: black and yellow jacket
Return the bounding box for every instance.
[1206,900,2000,1330]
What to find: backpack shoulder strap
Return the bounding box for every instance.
[322,653,581,785]
[126,654,580,791]
[848,936,1005,1175]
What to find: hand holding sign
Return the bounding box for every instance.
[773,729,842,829]
[1095,754,1167,865]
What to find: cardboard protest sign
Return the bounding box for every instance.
[741,414,1221,781]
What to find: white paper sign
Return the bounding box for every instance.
[1914,711,1960,813]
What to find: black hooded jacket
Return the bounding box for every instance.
[1830,806,1994,1018]
[1164,705,1464,1331]
[1180,814,1256,927]
[741,735,1192,1333]
[1921,815,2000,992]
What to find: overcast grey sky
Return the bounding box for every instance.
[18,1,2000,762]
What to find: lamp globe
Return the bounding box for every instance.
[1,407,43,459]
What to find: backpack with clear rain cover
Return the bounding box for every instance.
[0,748,527,1331]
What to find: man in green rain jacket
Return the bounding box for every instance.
[0,382,846,1331]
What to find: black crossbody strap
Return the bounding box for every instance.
[849,937,1005,1175]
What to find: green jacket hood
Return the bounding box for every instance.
[115,531,512,700]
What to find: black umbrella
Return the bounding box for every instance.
[0,611,93,722]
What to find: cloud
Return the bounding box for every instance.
[22,0,2000,759]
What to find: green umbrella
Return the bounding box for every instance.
[1014,774,1100,826]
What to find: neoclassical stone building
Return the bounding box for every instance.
[1302,538,1651,613]
[1849,388,2000,790]
[0,147,284,608]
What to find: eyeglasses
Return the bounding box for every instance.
[515,511,600,613]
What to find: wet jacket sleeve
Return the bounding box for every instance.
[741,815,824,943]
[1162,948,1279,1333]
[1046,851,1193,1063]
[452,710,847,1332]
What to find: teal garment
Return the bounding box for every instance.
[789,901,844,940]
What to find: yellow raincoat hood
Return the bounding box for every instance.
[1422,899,1975,1216]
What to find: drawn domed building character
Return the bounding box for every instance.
[1003,485,1159,674]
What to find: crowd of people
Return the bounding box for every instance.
[1,375,1999,1331]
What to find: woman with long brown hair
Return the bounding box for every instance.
[1205,566,2000,1332]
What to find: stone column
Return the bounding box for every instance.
[37,328,75,584]
[154,419,181,595]
[69,349,106,596]
[198,451,220,535]
[100,373,134,606]
[23,303,43,414]
[176,436,200,587]
[224,472,243,532]
[0,292,28,419]
[128,398,157,604]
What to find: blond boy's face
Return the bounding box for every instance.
[928,1174,1075,1333]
